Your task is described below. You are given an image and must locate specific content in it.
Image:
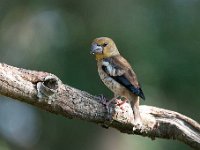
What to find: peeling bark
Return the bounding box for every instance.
[0,63,199,149]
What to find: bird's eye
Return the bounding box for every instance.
[102,43,108,47]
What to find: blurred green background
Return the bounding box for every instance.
[0,0,199,149]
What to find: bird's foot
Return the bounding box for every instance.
[98,96,128,110]
[115,97,128,110]
[97,94,108,105]
[97,94,113,111]
[97,95,114,128]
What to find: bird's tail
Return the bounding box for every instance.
[129,95,141,122]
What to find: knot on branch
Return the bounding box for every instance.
[36,75,59,104]
[43,76,58,90]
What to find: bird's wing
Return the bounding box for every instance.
[102,55,145,100]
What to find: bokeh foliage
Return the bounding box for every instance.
[0,0,199,149]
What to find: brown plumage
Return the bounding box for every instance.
[90,37,145,124]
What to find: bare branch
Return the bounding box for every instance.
[0,63,199,149]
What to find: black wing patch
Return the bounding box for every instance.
[102,66,145,100]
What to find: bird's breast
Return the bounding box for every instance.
[97,61,126,95]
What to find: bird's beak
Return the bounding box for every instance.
[90,43,103,54]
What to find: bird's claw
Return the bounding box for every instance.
[97,94,111,111]
[97,95,114,128]
[115,97,128,110]
[97,94,108,105]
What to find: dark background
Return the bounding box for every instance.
[0,0,199,149]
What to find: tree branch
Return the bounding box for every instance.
[0,63,199,149]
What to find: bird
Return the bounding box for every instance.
[90,37,145,125]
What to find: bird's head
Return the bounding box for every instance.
[90,37,120,60]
